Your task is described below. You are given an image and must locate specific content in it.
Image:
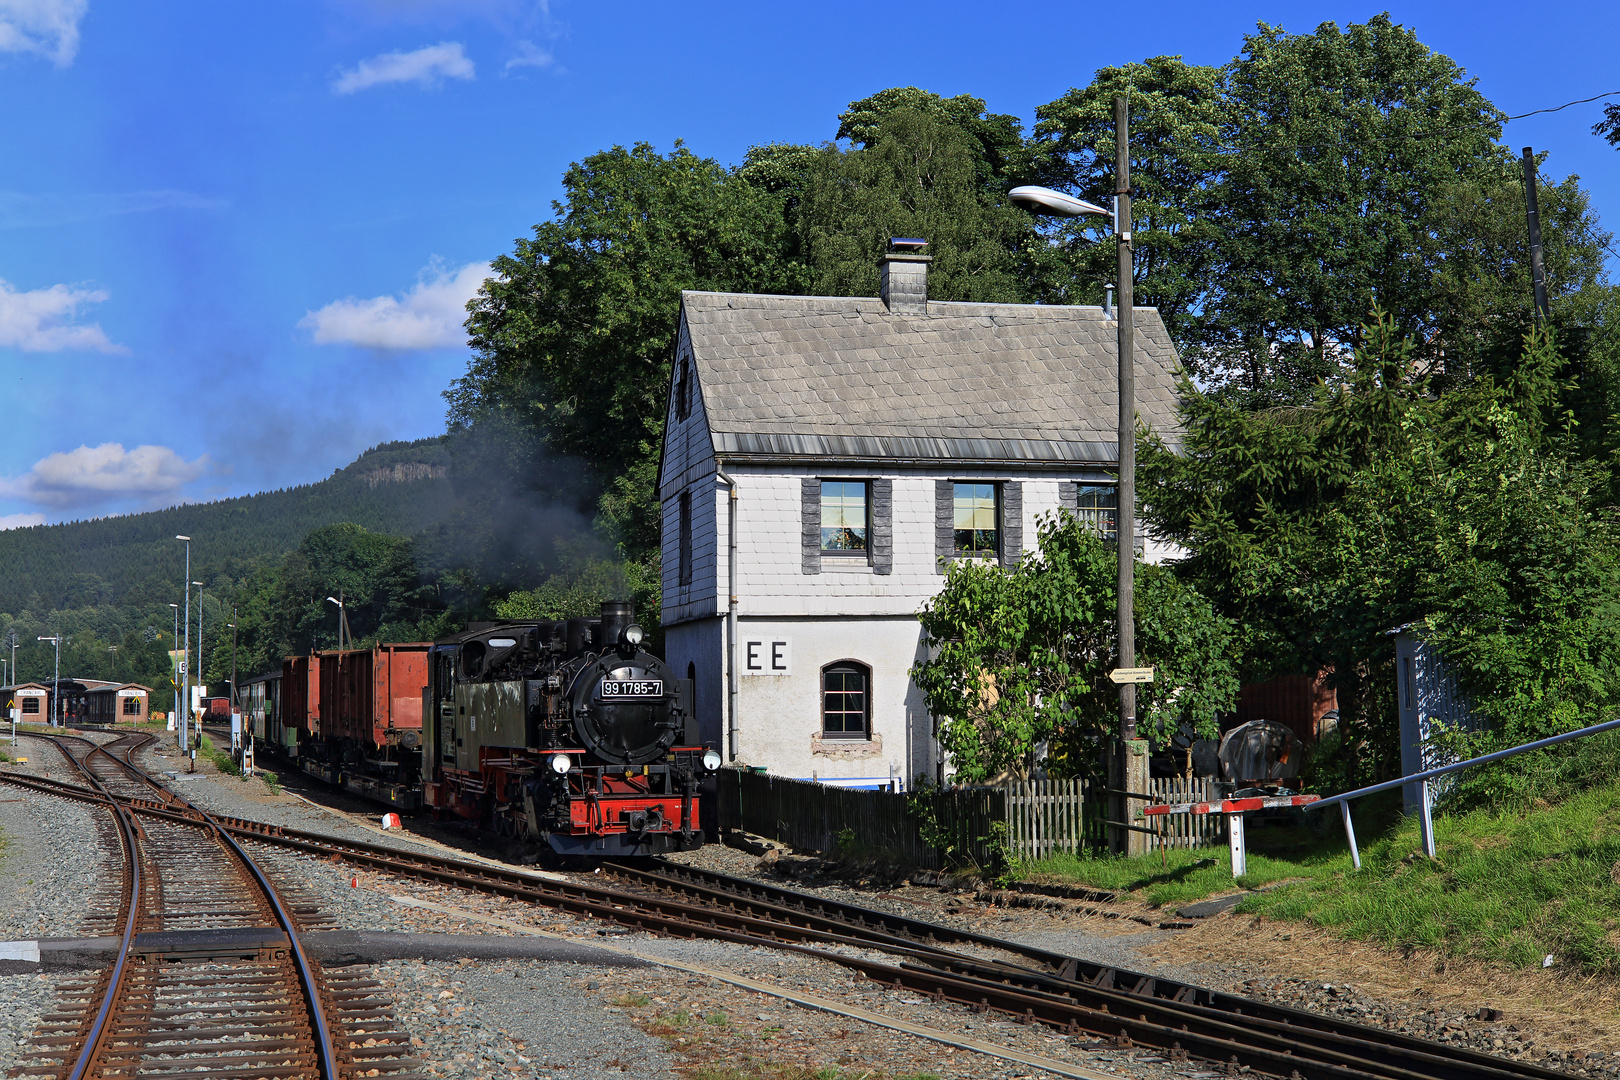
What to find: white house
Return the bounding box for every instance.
[657,247,1185,790]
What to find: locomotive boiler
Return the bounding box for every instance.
[423,601,719,856]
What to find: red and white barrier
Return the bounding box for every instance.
[1140,793,1319,877]
[1141,793,1320,817]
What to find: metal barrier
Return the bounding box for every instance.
[1306,715,1620,866]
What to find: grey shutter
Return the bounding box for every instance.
[801,478,821,574]
[1000,482,1023,569]
[935,480,955,570]
[1058,481,1078,516]
[871,479,893,575]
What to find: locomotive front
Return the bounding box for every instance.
[425,602,720,856]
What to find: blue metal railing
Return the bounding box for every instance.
[1305,715,1620,866]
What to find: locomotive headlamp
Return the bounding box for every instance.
[623,624,644,646]
[549,752,572,775]
[702,750,722,771]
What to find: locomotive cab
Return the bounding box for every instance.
[423,602,716,857]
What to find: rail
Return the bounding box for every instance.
[48,732,340,1080]
[0,758,1569,1080]
[1306,715,1620,865]
[63,741,142,1080]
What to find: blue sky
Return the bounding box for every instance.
[0,0,1615,527]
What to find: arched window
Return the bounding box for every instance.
[821,661,870,739]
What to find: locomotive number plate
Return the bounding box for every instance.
[601,679,663,699]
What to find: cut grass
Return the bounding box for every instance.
[1018,838,1332,907]
[1020,782,1620,975]
[1248,779,1620,974]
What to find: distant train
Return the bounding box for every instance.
[242,602,718,856]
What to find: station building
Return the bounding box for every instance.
[657,246,1185,789]
[3,680,152,724]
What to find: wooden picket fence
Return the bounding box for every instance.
[719,768,1004,870]
[720,770,1223,868]
[1000,777,1222,859]
[1142,777,1225,850]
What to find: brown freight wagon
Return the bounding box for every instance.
[316,643,430,750]
[292,644,429,810]
[281,655,321,748]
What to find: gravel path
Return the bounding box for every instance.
[378,958,681,1080]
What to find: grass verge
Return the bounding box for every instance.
[200,735,241,777]
[1018,783,1620,975]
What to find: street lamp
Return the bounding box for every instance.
[176,535,191,752]
[325,595,350,651]
[38,635,61,727]
[1010,94,1141,853]
[193,581,205,725]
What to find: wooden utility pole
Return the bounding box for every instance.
[1521,147,1550,320]
[1110,94,1150,855]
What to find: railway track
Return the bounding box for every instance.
[0,759,1575,1080]
[7,732,418,1080]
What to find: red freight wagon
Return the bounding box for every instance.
[293,644,429,810]
[281,655,321,746]
[316,643,429,750]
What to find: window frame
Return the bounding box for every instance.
[675,358,691,421]
[21,696,39,714]
[820,660,872,740]
[819,479,872,559]
[678,491,693,587]
[122,696,141,716]
[952,481,1001,559]
[1075,483,1119,543]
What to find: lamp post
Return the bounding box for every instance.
[193,581,205,734]
[38,635,61,727]
[325,594,350,651]
[1011,93,1144,854]
[228,612,239,754]
[176,535,191,752]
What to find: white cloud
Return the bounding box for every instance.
[332,41,474,94]
[300,261,489,350]
[0,277,123,353]
[0,0,88,66]
[0,444,208,510]
[505,39,551,70]
[0,512,45,530]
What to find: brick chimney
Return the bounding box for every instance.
[879,238,930,315]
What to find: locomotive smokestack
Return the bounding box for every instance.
[600,601,634,649]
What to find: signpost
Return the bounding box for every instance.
[1108,667,1155,685]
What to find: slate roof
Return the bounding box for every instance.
[681,291,1184,465]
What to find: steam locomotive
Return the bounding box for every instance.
[245,602,719,857]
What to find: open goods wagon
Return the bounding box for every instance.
[284,644,429,809]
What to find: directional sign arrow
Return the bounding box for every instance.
[1108,667,1155,684]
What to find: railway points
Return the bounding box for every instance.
[0,736,1584,1080]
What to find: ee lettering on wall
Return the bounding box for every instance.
[743,638,791,676]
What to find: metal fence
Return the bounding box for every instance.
[720,770,1224,868]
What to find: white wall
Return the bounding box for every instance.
[731,615,936,786]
